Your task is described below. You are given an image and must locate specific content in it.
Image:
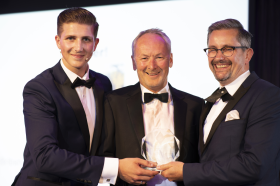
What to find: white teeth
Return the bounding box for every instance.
[147,72,160,75]
[216,65,228,68]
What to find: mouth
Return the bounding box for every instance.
[71,54,85,59]
[212,60,232,71]
[145,71,160,76]
[215,64,230,69]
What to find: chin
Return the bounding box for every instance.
[215,75,230,82]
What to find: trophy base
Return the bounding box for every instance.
[142,166,159,171]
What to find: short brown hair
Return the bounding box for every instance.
[57,7,99,38]
[207,19,253,49]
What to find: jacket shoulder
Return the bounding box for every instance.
[171,86,204,104]
[24,67,55,89]
[89,69,112,92]
[107,84,138,97]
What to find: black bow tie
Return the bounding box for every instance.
[144,93,168,103]
[205,87,233,103]
[71,77,96,89]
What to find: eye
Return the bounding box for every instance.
[222,47,234,52]
[208,48,216,53]
[67,36,75,40]
[83,37,91,42]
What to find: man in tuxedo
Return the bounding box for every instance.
[12,7,157,186]
[98,28,204,186]
[158,19,280,186]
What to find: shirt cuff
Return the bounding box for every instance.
[99,157,119,185]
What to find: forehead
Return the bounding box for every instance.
[208,29,240,47]
[135,33,168,53]
[60,22,94,36]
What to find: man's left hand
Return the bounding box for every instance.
[157,161,184,182]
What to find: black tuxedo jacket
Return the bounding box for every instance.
[183,72,280,186]
[98,82,204,186]
[12,62,112,186]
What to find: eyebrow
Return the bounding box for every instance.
[64,35,93,38]
[208,45,232,48]
[139,54,149,57]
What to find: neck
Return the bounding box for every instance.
[62,58,88,78]
[142,82,168,93]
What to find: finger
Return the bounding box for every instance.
[139,169,159,177]
[160,170,168,178]
[147,161,157,167]
[157,163,171,170]
[133,181,146,185]
[137,158,157,167]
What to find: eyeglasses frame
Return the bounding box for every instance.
[203,46,248,58]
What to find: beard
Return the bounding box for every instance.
[211,59,232,82]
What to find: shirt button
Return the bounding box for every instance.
[106,179,110,182]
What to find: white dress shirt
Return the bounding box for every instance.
[203,70,250,143]
[140,83,177,186]
[60,60,118,184]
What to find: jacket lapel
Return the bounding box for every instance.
[199,101,213,155]
[52,62,90,153]
[169,84,187,162]
[200,72,259,154]
[126,83,145,147]
[90,72,105,155]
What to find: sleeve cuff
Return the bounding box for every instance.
[99,157,119,185]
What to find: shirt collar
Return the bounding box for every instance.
[140,82,171,103]
[60,59,89,83]
[221,70,250,96]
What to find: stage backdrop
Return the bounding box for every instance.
[0,0,248,185]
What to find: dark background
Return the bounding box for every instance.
[1,0,279,87]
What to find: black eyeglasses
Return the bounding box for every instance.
[203,46,248,58]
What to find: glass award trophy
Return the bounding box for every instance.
[141,129,180,171]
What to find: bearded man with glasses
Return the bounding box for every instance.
[158,19,280,186]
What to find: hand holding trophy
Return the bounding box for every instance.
[141,129,180,171]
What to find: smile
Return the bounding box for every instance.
[146,71,160,76]
[216,64,230,68]
[71,54,85,58]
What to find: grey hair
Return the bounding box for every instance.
[131,28,171,57]
[207,19,253,49]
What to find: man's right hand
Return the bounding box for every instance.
[118,158,159,185]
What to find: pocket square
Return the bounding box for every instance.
[225,110,240,121]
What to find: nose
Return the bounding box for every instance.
[148,57,158,70]
[215,49,225,60]
[74,39,83,52]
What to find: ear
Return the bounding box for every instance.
[93,38,99,52]
[55,35,61,49]
[169,53,173,68]
[245,48,254,65]
[131,56,137,71]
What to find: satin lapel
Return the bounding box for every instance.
[127,84,145,147]
[201,84,250,154]
[54,77,90,152]
[199,101,213,155]
[90,75,105,155]
[170,86,187,161]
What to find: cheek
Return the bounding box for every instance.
[137,62,147,71]
[208,60,214,69]
[158,61,169,69]
[61,42,72,52]
[85,43,95,52]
